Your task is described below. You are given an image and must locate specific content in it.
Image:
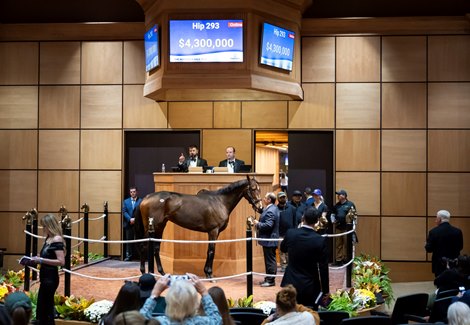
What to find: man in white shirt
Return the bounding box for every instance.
[218,146,245,173]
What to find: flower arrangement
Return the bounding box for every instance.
[54,294,95,321]
[253,301,276,315]
[84,300,113,323]
[71,251,105,267]
[0,269,25,302]
[352,254,394,305]
[326,255,393,316]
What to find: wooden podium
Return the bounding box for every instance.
[153,172,273,277]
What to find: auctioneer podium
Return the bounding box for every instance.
[153,172,273,277]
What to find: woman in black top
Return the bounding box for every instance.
[31,214,65,325]
[312,189,329,235]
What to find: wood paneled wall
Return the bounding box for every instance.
[0,23,469,281]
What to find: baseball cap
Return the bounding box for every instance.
[138,273,156,298]
[292,190,302,196]
[313,189,322,196]
[277,192,287,198]
[5,291,32,313]
[335,189,347,196]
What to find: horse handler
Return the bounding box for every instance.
[253,192,280,287]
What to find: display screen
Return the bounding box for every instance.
[260,22,295,71]
[144,24,159,72]
[169,19,243,63]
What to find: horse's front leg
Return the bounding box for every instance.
[204,229,219,279]
[139,241,146,274]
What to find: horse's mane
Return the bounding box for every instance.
[201,179,249,196]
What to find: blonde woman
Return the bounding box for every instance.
[30,214,65,325]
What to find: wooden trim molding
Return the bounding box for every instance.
[0,23,145,41]
[302,16,470,36]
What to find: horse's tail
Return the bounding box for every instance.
[133,203,145,239]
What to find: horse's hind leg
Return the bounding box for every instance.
[138,241,147,274]
[154,220,169,275]
[204,229,219,279]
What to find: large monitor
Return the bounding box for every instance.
[260,22,295,71]
[144,24,159,72]
[169,19,243,63]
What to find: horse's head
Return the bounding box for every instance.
[244,176,263,213]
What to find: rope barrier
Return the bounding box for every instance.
[89,214,106,221]
[71,217,84,224]
[25,224,356,245]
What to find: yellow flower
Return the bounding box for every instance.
[0,285,9,300]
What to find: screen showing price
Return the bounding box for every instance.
[169,19,243,63]
[260,22,295,71]
[144,24,159,72]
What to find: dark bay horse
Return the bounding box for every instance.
[134,176,263,278]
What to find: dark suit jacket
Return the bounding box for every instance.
[280,226,329,306]
[218,159,245,173]
[425,222,463,275]
[177,157,208,172]
[256,204,279,248]
[122,197,142,228]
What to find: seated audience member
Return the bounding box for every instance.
[262,285,319,325]
[101,281,141,325]
[115,310,160,325]
[452,289,470,307]
[0,304,11,325]
[4,291,32,325]
[206,286,236,325]
[435,255,470,292]
[447,301,470,325]
[138,273,166,313]
[140,273,221,324]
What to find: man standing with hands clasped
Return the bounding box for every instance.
[331,189,356,266]
[425,210,463,277]
[253,192,280,287]
[122,187,142,261]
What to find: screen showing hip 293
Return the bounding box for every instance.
[169,20,243,63]
[260,22,295,71]
[144,24,159,72]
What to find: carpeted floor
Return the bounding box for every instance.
[29,259,435,314]
[29,259,346,303]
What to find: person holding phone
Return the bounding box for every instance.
[140,273,221,324]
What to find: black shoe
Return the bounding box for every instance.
[260,281,275,287]
[124,256,132,261]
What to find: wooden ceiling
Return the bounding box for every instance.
[1,0,468,24]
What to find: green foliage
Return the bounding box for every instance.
[226,295,253,308]
[54,294,95,320]
[326,289,358,317]
[352,254,394,306]
[27,290,38,320]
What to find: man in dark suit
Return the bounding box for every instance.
[218,146,245,173]
[253,192,280,287]
[176,144,208,172]
[281,207,330,308]
[425,209,463,277]
[122,186,142,261]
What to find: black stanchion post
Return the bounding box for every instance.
[103,201,108,258]
[22,209,35,292]
[246,216,254,298]
[81,203,89,264]
[31,209,38,281]
[61,210,72,297]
